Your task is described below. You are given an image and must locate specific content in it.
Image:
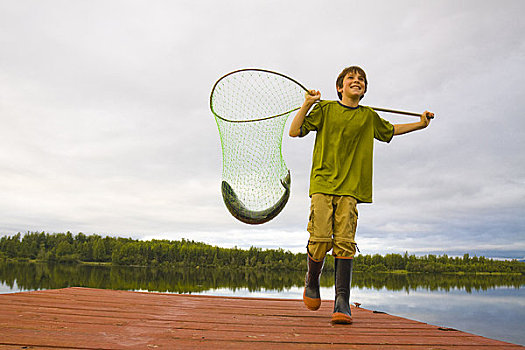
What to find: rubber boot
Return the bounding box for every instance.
[303,255,324,311]
[331,258,353,324]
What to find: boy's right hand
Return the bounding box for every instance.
[290,90,320,137]
[305,90,321,104]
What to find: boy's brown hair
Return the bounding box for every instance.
[336,66,368,100]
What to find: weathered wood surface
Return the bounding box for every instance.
[0,287,522,349]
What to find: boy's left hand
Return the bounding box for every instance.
[420,111,434,128]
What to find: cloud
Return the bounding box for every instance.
[0,0,524,259]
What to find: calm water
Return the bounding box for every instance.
[1,261,524,346]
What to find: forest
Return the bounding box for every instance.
[0,232,523,274]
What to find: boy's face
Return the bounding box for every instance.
[337,71,366,100]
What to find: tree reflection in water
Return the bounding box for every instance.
[1,261,523,294]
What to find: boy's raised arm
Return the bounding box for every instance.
[393,110,434,136]
[289,90,321,137]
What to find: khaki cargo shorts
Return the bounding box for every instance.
[307,193,358,261]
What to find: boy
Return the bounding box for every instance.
[289,66,434,324]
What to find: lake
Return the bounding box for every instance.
[1,261,523,346]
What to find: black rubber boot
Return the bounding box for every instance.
[331,258,353,324]
[303,254,324,311]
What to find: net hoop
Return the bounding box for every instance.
[210,68,308,123]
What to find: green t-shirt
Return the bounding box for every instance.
[300,101,394,203]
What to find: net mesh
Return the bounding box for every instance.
[210,69,306,224]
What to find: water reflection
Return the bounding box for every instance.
[351,287,525,347]
[0,261,523,294]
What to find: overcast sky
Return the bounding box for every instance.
[1,0,524,259]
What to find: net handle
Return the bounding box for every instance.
[367,106,433,118]
[303,92,431,118]
[300,75,433,119]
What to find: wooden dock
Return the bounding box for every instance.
[0,287,522,349]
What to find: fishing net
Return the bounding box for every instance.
[210,69,307,224]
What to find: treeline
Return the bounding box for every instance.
[0,232,305,270]
[357,252,524,274]
[0,232,523,274]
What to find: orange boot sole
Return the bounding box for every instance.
[331,312,352,324]
[303,289,321,311]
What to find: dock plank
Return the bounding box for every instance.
[0,287,522,349]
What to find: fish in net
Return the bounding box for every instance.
[210,69,307,224]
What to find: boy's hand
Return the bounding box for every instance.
[420,110,434,128]
[289,90,320,137]
[393,110,435,136]
[305,89,321,104]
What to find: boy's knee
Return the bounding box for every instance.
[308,241,332,261]
[332,239,356,258]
